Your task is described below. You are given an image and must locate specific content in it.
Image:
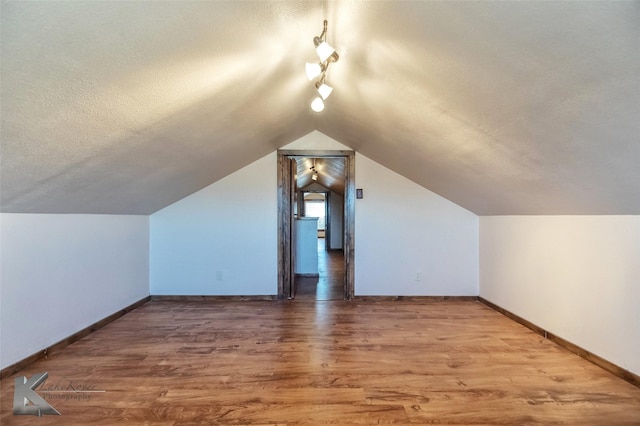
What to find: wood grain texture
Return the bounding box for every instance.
[479,297,640,388]
[277,152,293,300]
[295,238,344,301]
[343,152,355,301]
[0,296,150,380]
[2,299,639,425]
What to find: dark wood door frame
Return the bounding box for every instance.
[277,150,355,300]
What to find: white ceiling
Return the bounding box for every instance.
[1,1,638,215]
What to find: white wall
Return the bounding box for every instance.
[150,153,278,295]
[480,216,640,375]
[151,131,479,297]
[149,132,350,296]
[0,214,149,369]
[355,154,479,296]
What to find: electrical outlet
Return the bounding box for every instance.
[216,270,224,281]
[415,272,422,281]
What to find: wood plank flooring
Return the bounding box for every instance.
[2,299,639,425]
[295,238,344,301]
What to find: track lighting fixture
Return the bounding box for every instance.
[307,20,338,112]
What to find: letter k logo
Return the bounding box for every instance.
[13,372,61,416]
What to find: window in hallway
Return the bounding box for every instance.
[304,193,326,233]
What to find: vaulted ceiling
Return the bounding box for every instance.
[1,1,638,215]
[296,157,346,196]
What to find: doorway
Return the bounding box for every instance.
[277,150,355,300]
[296,191,343,300]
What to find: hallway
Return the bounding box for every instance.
[295,238,344,300]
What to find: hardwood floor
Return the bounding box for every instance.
[2,299,639,425]
[295,238,345,301]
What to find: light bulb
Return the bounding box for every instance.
[311,97,324,112]
[305,62,322,80]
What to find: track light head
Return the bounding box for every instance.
[315,41,336,63]
[316,81,333,100]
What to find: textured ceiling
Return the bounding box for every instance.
[1,1,638,215]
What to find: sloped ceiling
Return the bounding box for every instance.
[296,157,346,196]
[1,1,638,215]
